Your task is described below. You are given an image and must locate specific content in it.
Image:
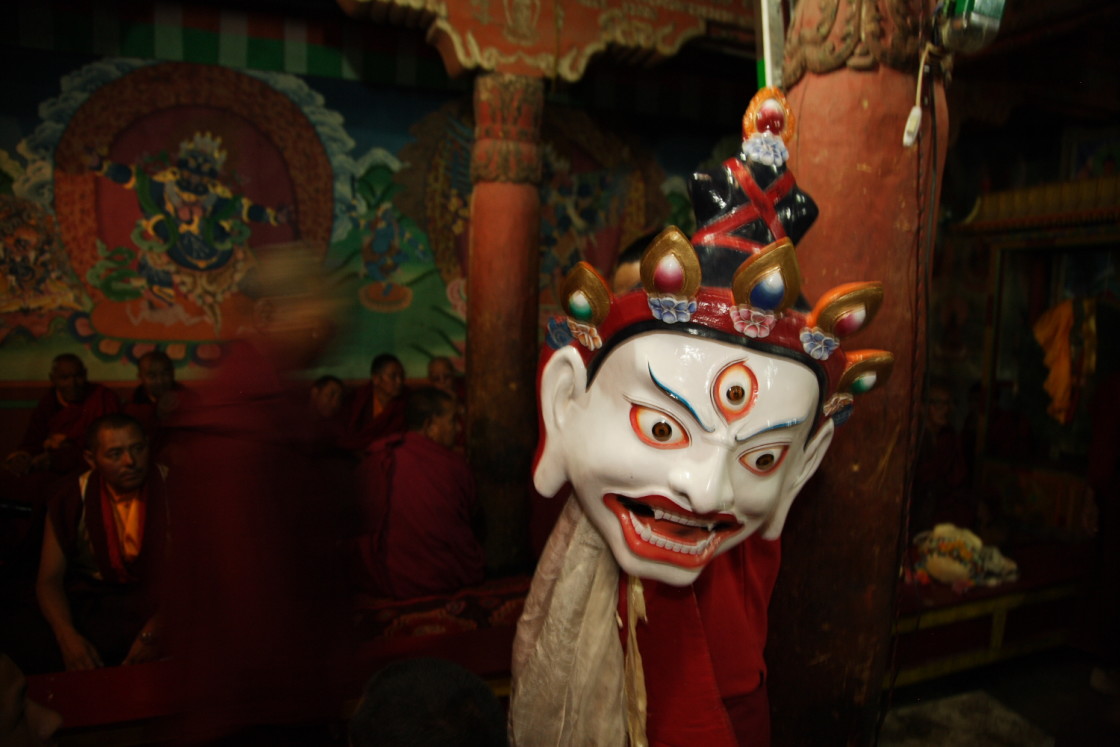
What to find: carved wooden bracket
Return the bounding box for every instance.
[783,0,927,88]
[338,0,755,82]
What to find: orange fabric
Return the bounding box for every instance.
[1033,299,1074,424]
[105,483,146,562]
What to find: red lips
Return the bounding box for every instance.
[603,493,743,568]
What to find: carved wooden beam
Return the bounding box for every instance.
[338,0,756,81]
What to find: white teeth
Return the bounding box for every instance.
[629,511,716,556]
[652,506,716,528]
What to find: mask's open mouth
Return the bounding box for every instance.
[604,494,743,568]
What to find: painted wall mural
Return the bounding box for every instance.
[0,46,715,383]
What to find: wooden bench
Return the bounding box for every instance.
[889,541,1093,687]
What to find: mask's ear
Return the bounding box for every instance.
[758,417,835,539]
[533,347,587,498]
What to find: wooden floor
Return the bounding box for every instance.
[882,647,1120,746]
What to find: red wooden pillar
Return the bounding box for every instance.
[467,72,544,574]
[766,3,949,744]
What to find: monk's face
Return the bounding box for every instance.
[86,425,150,493]
[372,361,405,401]
[535,333,833,586]
[427,359,456,394]
[310,380,344,419]
[50,359,87,404]
[138,357,175,401]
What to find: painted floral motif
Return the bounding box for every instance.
[567,319,602,350]
[648,295,697,324]
[730,305,776,338]
[822,392,854,417]
[741,132,789,168]
[547,316,574,349]
[800,327,839,360]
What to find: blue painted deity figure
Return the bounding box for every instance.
[89,132,288,328]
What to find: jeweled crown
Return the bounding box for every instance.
[548,88,893,427]
[178,131,227,172]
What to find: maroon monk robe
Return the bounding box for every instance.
[620,535,782,746]
[338,382,407,452]
[167,342,353,734]
[122,382,196,462]
[49,468,170,588]
[20,384,120,475]
[354,431,485,599]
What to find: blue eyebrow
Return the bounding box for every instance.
[648,364,715,433]
[735,417,806,443]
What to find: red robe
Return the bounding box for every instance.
[50,468,170,588]
[45,467,169,664]
[621,535,781,746]
[339,382,407,452]
[20,384,120,474]
[122,382,196,460]
[166,342,353,731]
[355,431,485,598]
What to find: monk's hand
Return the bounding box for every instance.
[123,628,160,666]
[2,450,31,476]
[43,434,67,451]
[58,630,103,671]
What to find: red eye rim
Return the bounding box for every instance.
[714,362,758,423]
[739,443,789,475]
[629,405,691,449]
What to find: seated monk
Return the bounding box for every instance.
[122,351,195,460]
[306,375,351,460]
[353,387,485,599]
[123,351,194,428]
[427,356,466,450]
[309,374,345,420]
[36,413,168,671]
[3,354,120,482]
[427,356,464,401]
[340,353,407,452]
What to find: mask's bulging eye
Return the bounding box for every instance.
[630,405,690,449]
[714,362,758,423]
[740,444,789,475]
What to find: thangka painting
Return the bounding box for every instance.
[1,54,676,381]
[391,98,680,323]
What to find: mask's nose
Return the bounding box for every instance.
[667,449,735,515]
